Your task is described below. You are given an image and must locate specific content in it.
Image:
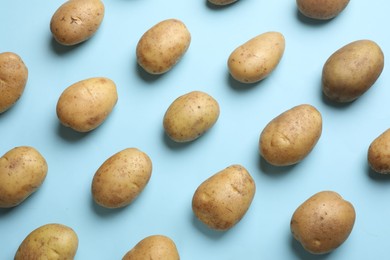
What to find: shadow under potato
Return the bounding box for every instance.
[367,165,390,182]
[57,123,89,142]
[227,73,264,92]
[205,0,240,10]
[50,36,84,56]
[290,236,332,260]
[191,213,227,240]
[296,10,334,26]
[162,130,195,151]
[258,156,296,176]
[135,62,165,83]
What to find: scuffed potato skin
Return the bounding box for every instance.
[296,0,350,20]
[368,129,390,174]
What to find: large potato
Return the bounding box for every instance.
[0,146,48,208]
[136,19,191,74]
[322,40,384,102]
[291,191,355,254]
[368,128,390,174]
[192,165,256,231]
[50,0,105,46]
[92,148,152,209]
[56,77,118,132]
[122,235,179,260]
[0,52,28,113]
[296,0,350,20]
[15,223,78,260]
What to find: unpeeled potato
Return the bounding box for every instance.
[368,128,390,174]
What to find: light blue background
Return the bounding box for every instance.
[1,0,389,259]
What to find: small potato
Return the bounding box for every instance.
[208,0,238,5]
[163,91,220,142]
[56,77,118,132]
[122,235,179,260]
[296,0,350,20]
[0,52,28,113]
[291,191,355,254]
[92,148,152,209]
[228,31,285,84]
[50,0,105,46]
[322,40,384,102]
[15,223,78,260]
[192,165,256,231]
[136,19,191,74]
[259,104,322,166]
[0,146,48,208]
[368,128,390,174]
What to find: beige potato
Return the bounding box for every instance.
[163,91,220,142]
[136,19,191,74]
[322,40,384,102]
[291,191,355,254]
[15,223,78,260]
[50,0,105,46]
[56,77,118,132]
[92,148,152,209]
[228,31,285,84]
[368,128,390,174]
[0,52,28,113]
[259,104,322,166]
[192,165,256,231]
[0,146,48,208]
[208,0,238,5]
[296,0,350,20]
[122,235,179,260]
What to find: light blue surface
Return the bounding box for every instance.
[1,0,390,259]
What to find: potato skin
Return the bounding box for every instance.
[163,91,220,142]
[15,223,78,260]
[192,165,256,231]
[322,40,384,102]
[50,0,105,46]
[136,19,191,74]
[368,129,390,174]
[0,52,28,113]
[259,104,322,166]
[208,0,238,5]
[92,148,152,209]
[296,0,350,20]
[0,146,48,208]
[122,235,179,260]
[291,191,355,254]
[56,77,118,132]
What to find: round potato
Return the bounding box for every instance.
[122,235,179,260]
[92,148,152,209]
[322,40,384,102]
[296,0,350,20]
[56,77,118,132]
[368,128,390,174]
[291,191,355,254]
[208,0,238,5]
[15,223,78,260]
[0,52,28,113]
[136,19,191,74]
[50,0,105,46]
[259,104,322,166]
[192,165,256,231]
[228,31,285,84]
[0,146,48,208]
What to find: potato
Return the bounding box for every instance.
[136,19,191,74]
[296,0,350,20]
[291,191,355,254]
[228,31,285,84]
[368,128,390,174]
[259,104,322,166]
[56,77,118,132]
[15,223,78,260]
[163,91,220,142]
[122,235,179,260]
[0,52,28,113]
[208,0,238,5]
[92,148,152,209]
[50,0,105,46]
[192,165,256,231]
[322,40,384,102]
[0,146,48,208]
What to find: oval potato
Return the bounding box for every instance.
[296,0,350,20]
[259,104,322,166]
[368,128,390,174]
[208,0,238,5]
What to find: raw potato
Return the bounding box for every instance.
[122,235,179,260]
[0,52,28,113]
[322,40,384,102]
[50,0,105,46]
[296,0,350,20]
[192,165,256,231]
[56,77,118,132]
[259,104,322,166]
[208,0,238,5]
[228,31,285,84]
[92,148,152,209]
[136,19,191,74]
[15,223,78,260]
[291,191,355,254]
[0,146,48,208]
[163,91,220,142]
[368,128,390,174]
